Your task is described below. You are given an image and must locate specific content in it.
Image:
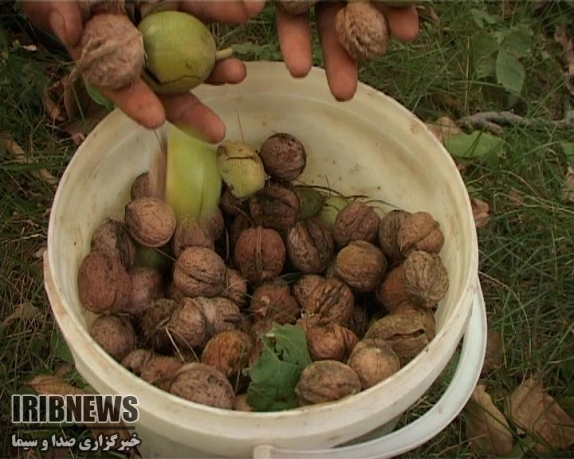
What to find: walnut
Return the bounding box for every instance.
[121,349,153,376]
[298,320,358,362]
[295,360,361,406]
[397,211,444,256]
[172,217,214,258]
[233,393,253,412]
[77,13,144,90]
[249,183,300,233]
[173,247,227,298]
[201,208,225,241]
[89,314,136,362]
[140,355,183,391]
[293,275,354,326]
[130,172,151,201]
[335,2,390,62]
[221,268,248,308]
[139,298,178,352]
[286,217,334,274]
[78,251,131,313]
[228,213,253,252]
[403,250,449,308]
[169,363,235,409]
[219,186,248,218]
[125,197,176,248]
[125,266,164,314]
[233,226,286,285]
[334,240,387,292]
[364,308,437,365]
[250,280,301,324]
[348,304,370,339]
[276,0,318,15]
[91,217,136,270]
[259,133,307,181]
[333,201,380,248]
[375,264,409,312]
[378,209,411,267]
[201,330,254,379]
[347,339,401,389]
[166,282,185,303]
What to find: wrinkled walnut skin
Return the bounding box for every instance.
[173,247,226,298]
[140,355,183,391]
[249,183,300,232]
[286,217,335,274]
[201,330,254,379]
[125,197,176,248]
[334,240,387,292]
[348,339,401,389]
[397,211,445,256]
[169,363,235,409]
[298,320,359,362]
[91,217,136,270]
[250,280,301,324]
[295,360,361,406]
[89,314,136,362]
[333,201,380,248]
[259,133,307,181]
[403,250,449,308]
[378,209,411,267]
[139,298,178,352]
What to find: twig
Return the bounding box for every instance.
[457,111,574,135]
[0,132,58,187]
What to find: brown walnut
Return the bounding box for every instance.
[89,314,136,362]
[298,320,359,362]
[249,183,300,233]
[201,330,254,379]
[347,338,401,389]
[91,217,136,270]
[286,217,335,274]
[172,217,214,258]
[295,360,361,406]
[173,247,227,298]
[125,266,164,315]
[334,240,387,292]
[130,172,151,201]
[125,197,176,248]
[333,201,380,248]
[403,250,449,308]
[221,268,248,308]
[258,133,307,181]
[250,280,301,324]
[378,209,411,267]
[121,349,154,376]
[397,211,444,256]
[139,298,178,352]
[219,186,248,218]
[169,363,235,409]
[140,355,183,391]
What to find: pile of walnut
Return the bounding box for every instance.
[77,132,449,411]
[277,0,411,61]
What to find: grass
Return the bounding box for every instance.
[1,0,574,457]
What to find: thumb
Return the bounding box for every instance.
[23,1,83,48]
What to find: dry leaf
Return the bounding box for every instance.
[425,116,462,144]
[465,384,514,456]
[508,188,524,207]
[28,375,132,443]
[2,303,41,326]
[482,328,504,374]
[507,374,574,453]
[555,26,574,77]
[562,166,574,203]
[471,197,490,228]
[0,133,58,187]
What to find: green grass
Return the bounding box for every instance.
[2,0,574,458]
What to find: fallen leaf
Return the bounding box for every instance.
[507,374,574,453]
[562,166,574,203]
[2,303,41,326]
[29,375,133,443]
[425,116,462,144]
[471,197,490,228]
[465,384,514,456]
[555,26,574,77]
[482,328,504,374]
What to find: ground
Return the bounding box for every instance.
[1,1,574,458]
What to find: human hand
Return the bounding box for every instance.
[276,1,419,101]
[22,1,265,143]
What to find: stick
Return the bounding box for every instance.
[457,111,574,135]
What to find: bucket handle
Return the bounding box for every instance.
[253,281,487,459]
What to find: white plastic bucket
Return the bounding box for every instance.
[44,62,486,458]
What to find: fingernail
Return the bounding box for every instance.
[205,114,226,144]
[49,11,68,45]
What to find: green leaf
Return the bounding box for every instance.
[496,50,525,94]
[500,26,532,58]
[50,331,74,364]
[85,83,114,111]
[446,131,504,160]
[561,142,574,164]
[246,323,311,412]
[471,9,498,28]
[471,33,499,79]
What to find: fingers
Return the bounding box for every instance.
[100,79,167,129]
[160,92,226,143]
[22,1,83,47]
[177,0,265,24]
[379,5,420,42]
[206,58,247,85]
[316,2,358,101]
[276,8,313,78]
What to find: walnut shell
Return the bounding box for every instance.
[397,211,444,255]
[220,186,248,218]
[125,197,176,248]
[228,213,253,252]
[130,172,151,201]
[364,309,437,365]
[250,280,301,324]
[375,264,411,313]
[77,13,144,89]
[298,320,359,362]
[249,183,300,232]
[121,349,154,376]
[201,208,225,241]
[90,314,136,361]
[378,209,411,267]
[140,355,183,391]
[403,250,449,308]
[201,330,254,379]
[334,240,387,292]
[221,268,248,308]
[348,339,401,389]
[259,133,307,181]
[78,251,131,313]
[170,363,235,409]
[173,247,227,298]
[333,201,380,248]
[335,2,390,62]
[295,360,361,406]
[286,217,335,274]
[125,266,164,315]
[139,298,178,352]
[293,275,354,326]
[91,217,136,270]
[172,217,214,258]
[233,226,286,285]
